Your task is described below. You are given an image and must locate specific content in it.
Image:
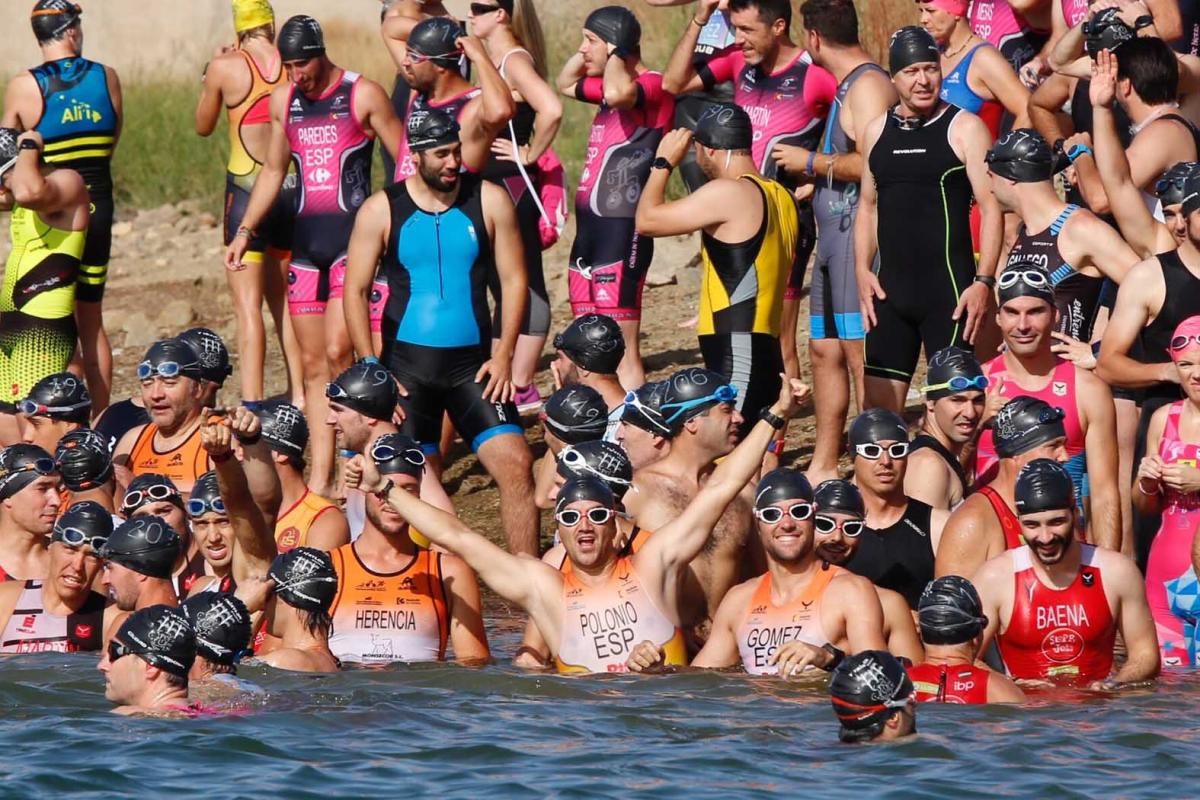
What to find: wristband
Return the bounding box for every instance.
[1137,477,1162,495]
[973,274,996,288]
[692,16,708,27]
[651,156,673,172]
[234,225,255,240]
[760,408,786,431]
[805,152,817,177]
[1067,144,1093,163]
[362,355,381,366]
[233,430,262,446]
[18,139,40,152]
[211,450,234,464]
[820,643,845,672]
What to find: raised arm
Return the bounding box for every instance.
[200,416,277,583]
[661,0,721,95]
[556,52,588,96]
[459,35,516,171]
[227,406,283,527]
[1096,267,1177,388]
[1028,73,1074,145]
[196,49,235,137]
[602,52,640,110]
[635,130,732,236]
[499,51,562,165]
[343,191,391,360]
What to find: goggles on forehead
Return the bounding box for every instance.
[661,384,738,425]
[922,375,989,395]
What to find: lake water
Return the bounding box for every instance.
[5,621,1200,798]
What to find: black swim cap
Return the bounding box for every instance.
[985,128,1055,183]
[31,0,81,42]
[257,401,308,463]
[55,429,113,491]
[188,471,225,519]
[140,338,204,382]
[1015,458,1075,514]
[369,432,426,478]
[408,16,465,69]
[269,547,338,612]
[121,473,184,516]
[112,605,196,678]
[1182,171,1200,216]
[888,25,939,75]
[997,259,1056,308]
[277,14,325,61]
[848,409,908,447]
[181,593,252,666]
[923,346,986,401]
[1083,7,1135,58]
[830,650,914,743]
[0,443,56,502]
[755,468,813,511]
[52,500,113,544]
[694,103,753,151]
[1156,161,1200,207]
[993,396,1066,459]
[407,108,462,152]
[177,327,232,386]
[554,314,625,374]
[556,441,634,497]
[660,367,737,436]
[20,372,90,423]
[542,385,609,444]
[620,380,670,436]
[554,475,617,515]
[0,128,18,178]
[101,515,181,580]
[813,479,864,516]
[584,5,642,56]
[918,575,987,645]
[327,361,399,422]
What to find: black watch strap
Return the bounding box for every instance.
[821,643,846,672]
[973,274,997,288]
[760,408,786,431]
[18,139,40,151]
[652,156,673,172]
[374,478,395,500]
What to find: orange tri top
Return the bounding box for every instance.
[737,565,843,675]
[274,488,339,552]
[227,48,283,182]
[328,543,449,664]
[555,555,686,674]
[128,423,210,493]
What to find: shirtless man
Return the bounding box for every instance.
[348,377,810,673]
[552,314,627,420]
[615,380,671,470]
[0,501,114,653]
[975,459,1160,688]
[99,605,198,716]
[113,339,211,493]
[905,347,986,510]
[242,548,340,673]
[630,470,890,675]
[101,516,183,641]
[0,444,59,580]
[937,396,1070,580]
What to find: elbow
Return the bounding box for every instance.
[662,74,683,95]
[543,98,564,127]
[10,182,44,207]
[603,88,636,109]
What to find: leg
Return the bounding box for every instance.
[226,255,268,401]
[1115,394,1138,557]
[287,261,335,495]
[264,249,305,405]
[616,319,644,390]
[73,299,112,412]
[863,294,919,413]
[808,338,850,482]
[475,433,539,556]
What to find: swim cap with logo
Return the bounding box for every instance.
[621,380,670,436]
[53,500,114,544]
[181,593,252,666]
[121,473,184,515]
[813,479,864,516]
[992,397,1066,459]
[997,259,1056,308]
[21,372,90,423]
[542,386,609,444]
[232,0,274,34]
[1182,171,1200,216]
[556,441,634,497]
[370,432,426,479]
[0,443,56,502]
[554,475,617,514]
[660,367,737,436]
[0,128,19,179]
[848,408,909,447]
[829,650,915,743]
[140,338,204,382]
[327,361,399,422]
[101,515,181,580]
[554,314,625,374]
[408,17,465,69]
[1083,7,1135,58]
[178,328,233,387]
[755,468,813,511]
[923,346,986,401]
[277,15,325,61]
[112,605,196,677]
[408,108,462,152]
[584,6,642,56]
[694,102,753,151]
[55,429,113,491]
[257,401,308,463]
[31,0,81,42]
[1014,458,1075,514]
[269,547,338,612]
[888,26,939,75]
[985,128,1055,183]
[1155,161,1200,206]
[918,575,987,645]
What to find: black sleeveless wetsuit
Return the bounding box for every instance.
[845,499,936,609]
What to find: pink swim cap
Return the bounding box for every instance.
[923,0,970,17]
[1170,315,1200,360]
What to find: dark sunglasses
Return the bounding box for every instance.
[754,502,814,524]
[556,507,615,527]
[813,516,865,537]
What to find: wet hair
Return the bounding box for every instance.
[728,0,792,29]
[1116,37,1179,105]
[800,0,859,46]
[300,607,333,638]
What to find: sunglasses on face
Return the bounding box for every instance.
[120,484,178,513]
[997,269,1050,290]
[854,442,910,460]
[813,515,865,537]
[187,497,227,518]
[370,441,426,467]
[555,507,616,527]
[754,502,814,524]
[53,527,108,552]
[922,375,989,394]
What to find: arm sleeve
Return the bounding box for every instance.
[696,46,741,92]
[575,77,605,105]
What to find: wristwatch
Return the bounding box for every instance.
[651,156,673,172]
[18,139,40,152]
[820,643,846,671]
[1067,143,1093,163]
[374,478,395,500]
[759,407,786,431]
[973,274,996,288]
[1134,14,1155,30]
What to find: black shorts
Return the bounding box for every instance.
[699,332,783,440]
[865,262,973,383]
[78,186,113,303]
[568,211,652,321]
[382,341,523,452]
[784,201,816,301]
[223,172,296,254]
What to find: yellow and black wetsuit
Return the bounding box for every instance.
[222,49,294,261]
[697,173,798,438]
[0,203,84,408]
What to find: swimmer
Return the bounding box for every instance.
[907,575,1025,703]
[614,380,672,471]
[829,650,917,744]
[552,313,627,430]
[181,592,261,702]
[0,443,60,580]
[905,347,986,510]
[16,372,90,453]
[119,474,206,598]
[533,385,610,510]
[101,516,184,642]
[177,328,234,410]
[55,429,117,514]
[239,548,340,673]
[99,604,199,716]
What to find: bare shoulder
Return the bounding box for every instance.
[875,586,909,615]
[831,569,879,601]
[945,494,989,533]
[438,551,478,581]
[1091,545,1140,582]
[973,548,1013,587]
[715,575,760,613]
